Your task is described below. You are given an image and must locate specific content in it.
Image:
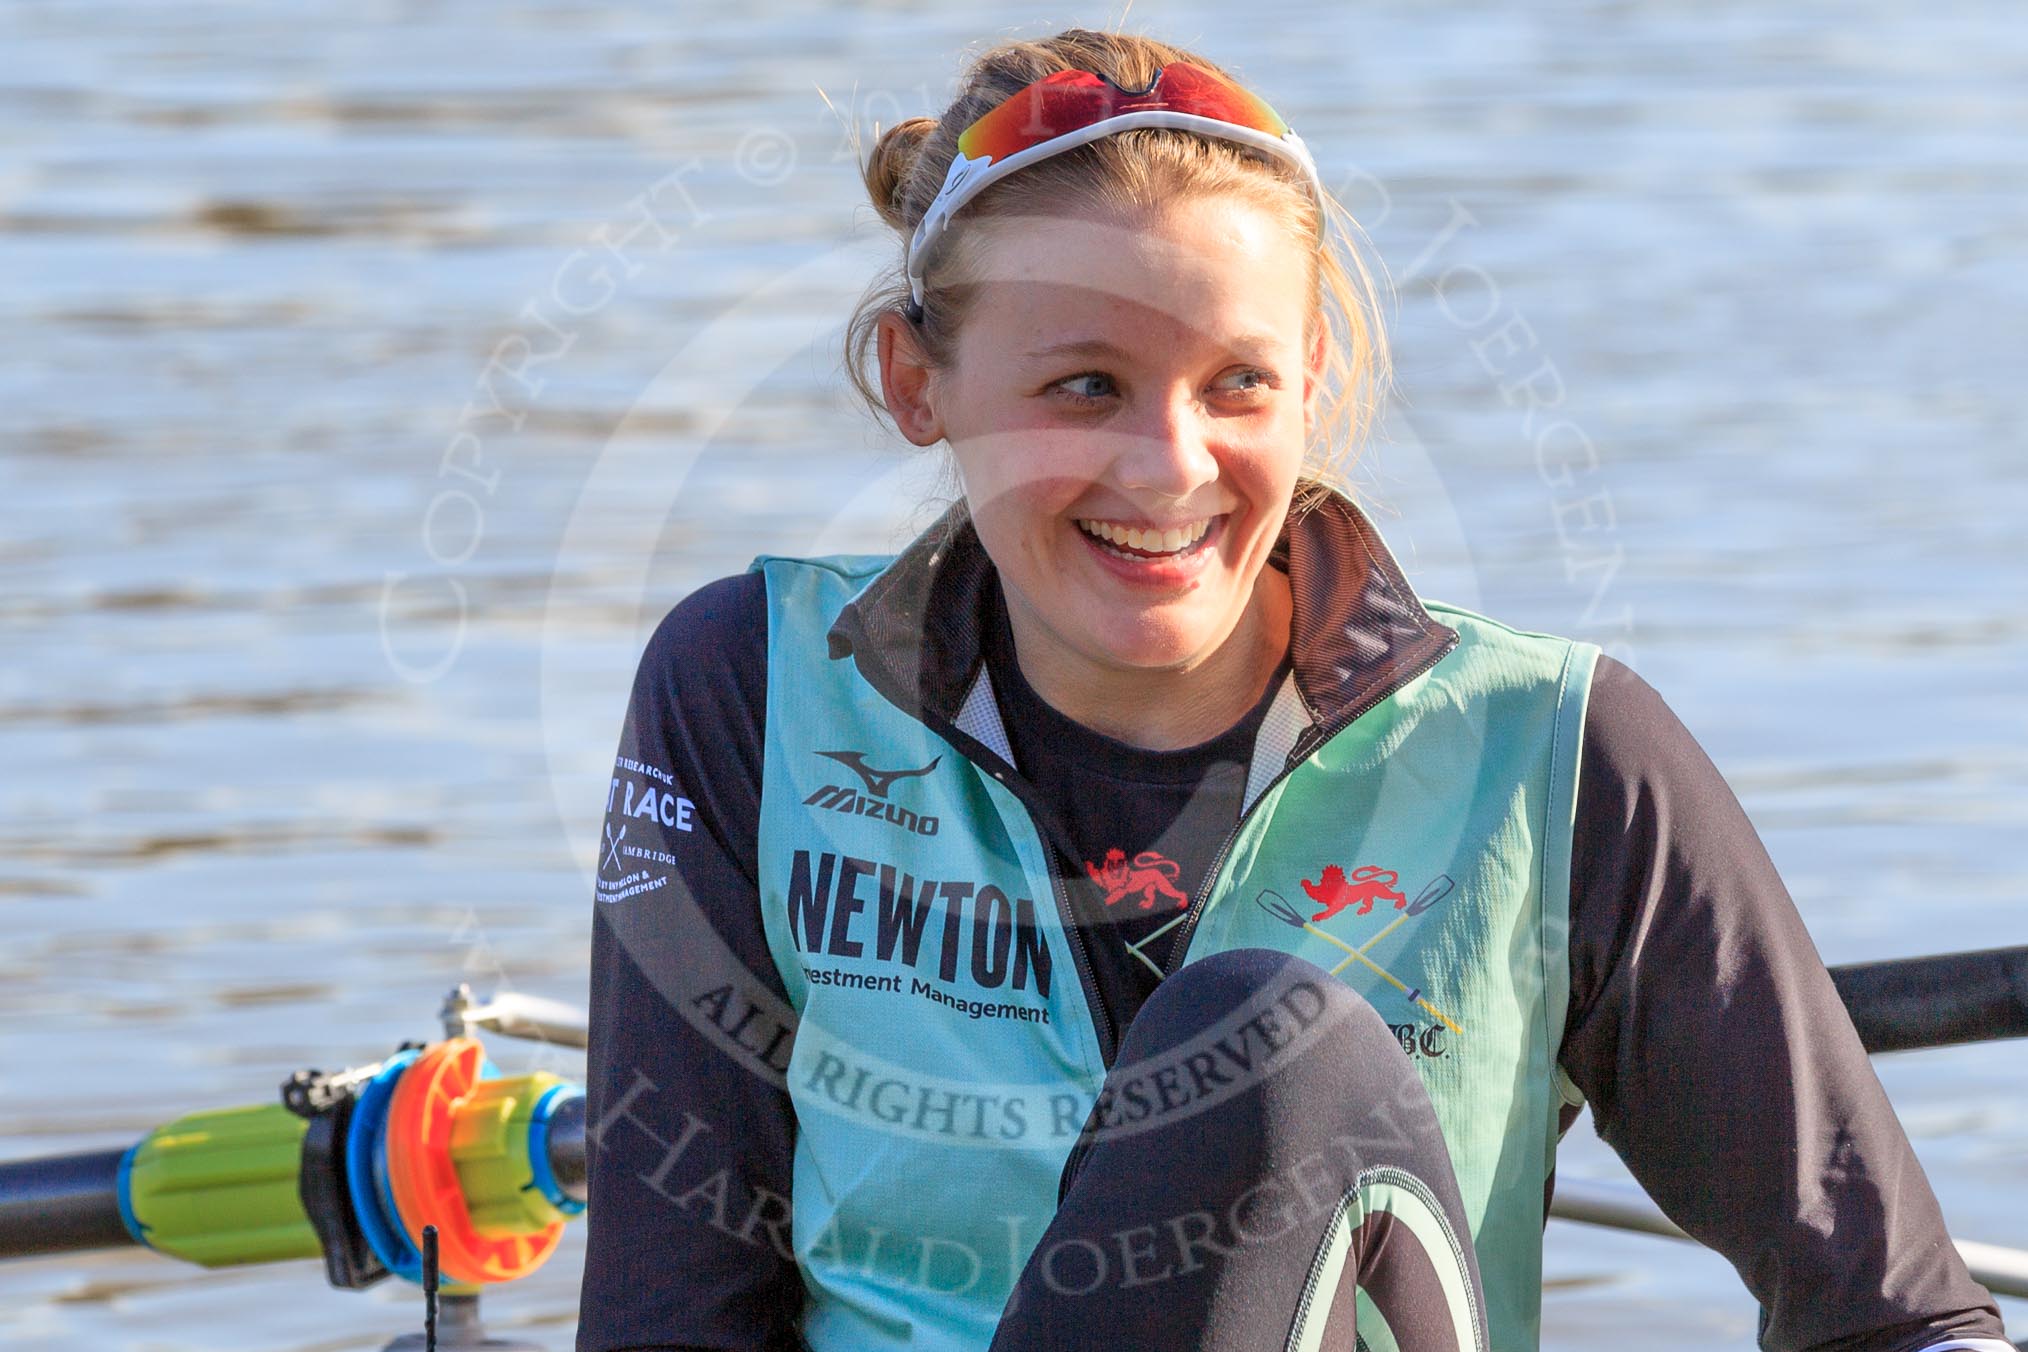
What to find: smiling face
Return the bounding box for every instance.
[884,194,1320,725]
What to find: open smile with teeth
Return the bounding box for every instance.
[1075,517,1214,560]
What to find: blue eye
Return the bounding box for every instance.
[1054,372,1116,403]
[1217,367,1276,393]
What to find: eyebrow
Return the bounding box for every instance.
[1025,334,1286,364]
[1026,338,1127,362]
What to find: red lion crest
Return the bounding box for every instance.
[1300,865,1407,922]
[1085,848,1189,910]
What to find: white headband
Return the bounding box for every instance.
[902,111,1324,311]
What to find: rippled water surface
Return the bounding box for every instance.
[3,2,2025,1348]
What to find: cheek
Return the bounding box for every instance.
[1223,427,1307,499]
[966,477,1083,565]
[952,428,1098,524]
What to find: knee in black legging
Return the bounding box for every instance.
[1092,948,1438,1173]
[1127,947,1405,1076]
[1014,948,1484,1352]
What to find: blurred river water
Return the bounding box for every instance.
[2,2,2025,1348]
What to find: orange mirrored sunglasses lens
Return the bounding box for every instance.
[955,63,1289,162]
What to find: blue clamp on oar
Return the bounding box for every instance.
[525,1085,587,1217]
[346,1049,422,1282]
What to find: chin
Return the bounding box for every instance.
[1070,603,1227,673]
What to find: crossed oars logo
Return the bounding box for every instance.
[1253,877,1465,1036]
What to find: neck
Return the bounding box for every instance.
[1002,567,1293,751]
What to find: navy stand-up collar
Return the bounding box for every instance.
[827,488,1457,739]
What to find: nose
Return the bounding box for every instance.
[1110,388,1220,501]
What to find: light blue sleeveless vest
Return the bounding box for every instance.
[753,545,1597,1351]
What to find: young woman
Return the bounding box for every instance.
[577,29,2008,1352]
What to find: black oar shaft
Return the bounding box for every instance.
[0,1147,132,1259]
[2,948,2023,1264]
[514,948,2028,1187]
[1833,945,2028,1054]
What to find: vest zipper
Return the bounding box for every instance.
[925,727,1121,1069]
[1044,862,1116,1067]
[1158,632,1461,978]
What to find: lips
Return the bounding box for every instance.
[1067,514,1227,589]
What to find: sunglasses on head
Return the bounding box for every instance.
[904,62,1322,310]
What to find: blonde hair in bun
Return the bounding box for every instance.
[861,116,937,234]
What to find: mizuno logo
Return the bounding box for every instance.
[815,750,941,799]
[805,749,942,836]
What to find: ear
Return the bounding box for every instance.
[877,311,947,447]
[1301,321,1329,428]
